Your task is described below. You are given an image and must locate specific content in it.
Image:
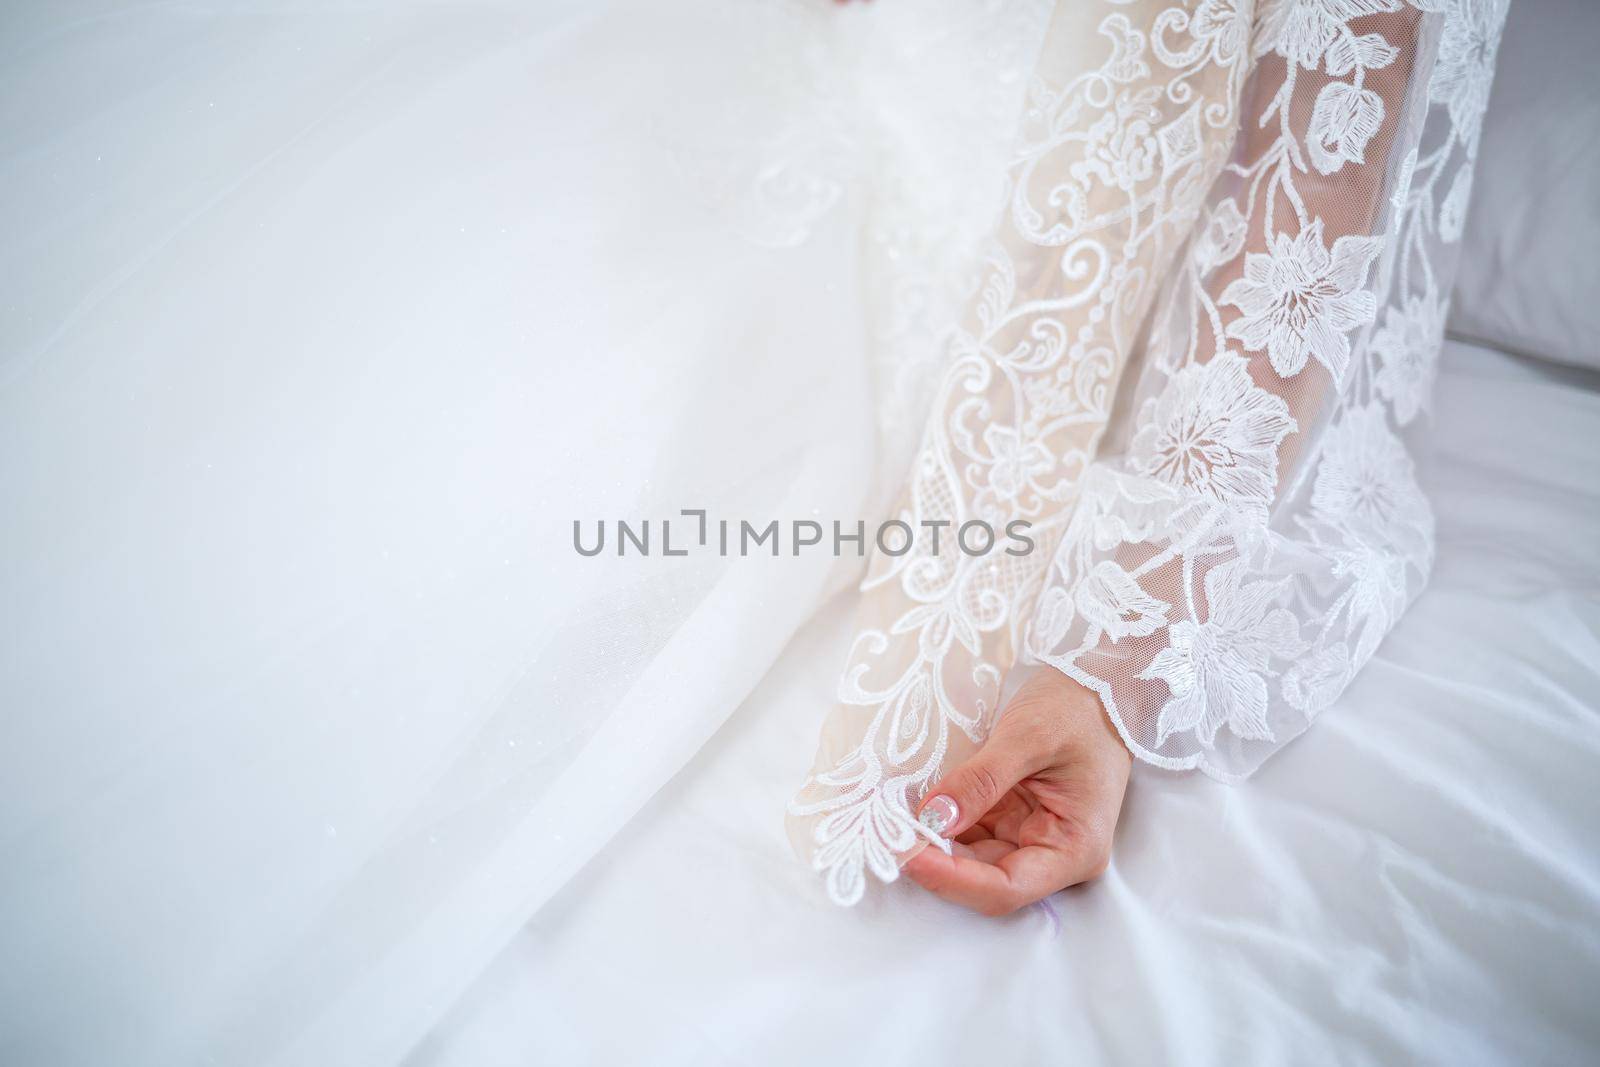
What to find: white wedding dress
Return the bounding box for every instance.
[0,2,1053,1062]
[789,0,1508,904]
[0,0,1515,1063]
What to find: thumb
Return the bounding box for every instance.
[915,724,1040,840]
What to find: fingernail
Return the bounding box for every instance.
[918,795,959,836]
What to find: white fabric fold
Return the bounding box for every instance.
[0,1,895,1061]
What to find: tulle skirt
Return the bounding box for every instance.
[0,1,1040,1061]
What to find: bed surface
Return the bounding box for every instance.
[413,338,1600,1066]
[4,3,1593,1060]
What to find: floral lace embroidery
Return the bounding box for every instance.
[791,0,1505,904]
[1030,0,1506,780]
[790,2,1251,906]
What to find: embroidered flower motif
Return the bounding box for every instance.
[1194,198,1248,271]
[1324,30,1399,77]
[1307,81,1385,174]
[1141,558,1304,746]
[1131,353,1297,513]
[1311,404,1433,557]
[1329,539,1411,662]
[1371,295,1445,424]
[806,767,921,906]
[1254,0,1403,70]
[1191,0,1250,65]
[1071,90,1161,192]
[1430,0,1505,145]
[1075,560,1170,644]
[1282,641,1351,713]
[1098,12,1153,85]
[1221,218,1382,379]
[982,423,1055,502]
[1438,164,1473,243]
[1030,584,1077,656]
[1389,147,1418,218]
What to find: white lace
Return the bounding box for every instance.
[789,0,1507,905]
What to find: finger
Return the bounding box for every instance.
[968,838,1015,864]
[988,792,1032,845]
[915,730,1043,839]
[902,846,1024,916]
[964,790,1029,841]
[902,842,1072,916]
[905,839,1095,916]
[981,789,1033,839]
[906,822,1114,915]
[996,843,1103,902]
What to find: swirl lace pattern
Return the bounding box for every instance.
[790,0,1506,906]
[789,1,1253,906]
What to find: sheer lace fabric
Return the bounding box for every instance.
[790,0,1507,905]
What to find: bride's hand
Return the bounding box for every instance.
[903,668,1131,916]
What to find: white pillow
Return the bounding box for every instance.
[1447,0,1600,371]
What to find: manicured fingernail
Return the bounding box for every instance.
[919,795,959,836]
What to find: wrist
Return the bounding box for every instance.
[1008,663,1131,766]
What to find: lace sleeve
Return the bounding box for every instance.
[1027,1,1508,780]
[788,1,1256,905]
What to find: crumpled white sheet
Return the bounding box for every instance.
[414,339,1600,1066]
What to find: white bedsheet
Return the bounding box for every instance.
[412,339,1600,1066]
